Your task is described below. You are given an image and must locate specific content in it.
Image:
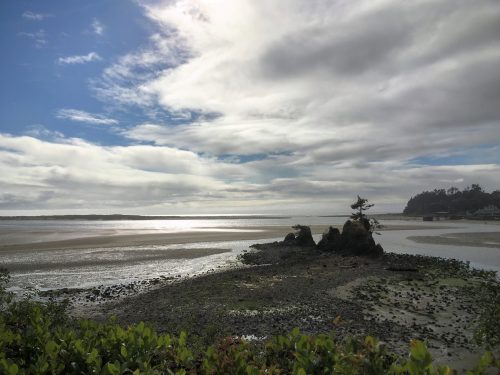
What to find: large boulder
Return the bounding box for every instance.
[282,232,297,245]
[289,225,316,247]
[317,226,342,251]
[252,225,316,249]
[244,225,316,265]
[318,220,383,257]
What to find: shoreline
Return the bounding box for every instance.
[77,248,498,371]
[3,248,232,273]
[0,223,454,252]
[408,231,500,249]
[2,222,499,292]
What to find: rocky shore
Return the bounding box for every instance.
[69,224,499,372]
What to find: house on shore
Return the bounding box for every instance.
[422,212,464,221]
[466,205,500,220]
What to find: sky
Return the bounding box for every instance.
[1,0,500,215]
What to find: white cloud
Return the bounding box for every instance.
[0,134,245,213]
[88,0,500,170]
[56,109,118,125]
[24,125,64,140]
[92,33,186,108]
[0,133,499,214]
[22,11,52,21]
[18,29,47,48]
[91,18,104,35]
[57,52,102,65]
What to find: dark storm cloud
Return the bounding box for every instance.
[259,5,414,79]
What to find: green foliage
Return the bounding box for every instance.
[0,303,195,374]
[404,184,500,215]
[263,328,398,374]
[0,269,498,374]
[0,268,13,309]
[350,195,374,221]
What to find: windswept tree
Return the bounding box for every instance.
[350,195,373,221]
[350,196,381,234]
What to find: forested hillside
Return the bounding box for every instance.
[403,184,500,215]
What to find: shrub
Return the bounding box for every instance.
[0,270,498,374]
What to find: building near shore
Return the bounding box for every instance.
[467,205,500,220]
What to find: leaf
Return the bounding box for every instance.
[45,340,59,357]
[179,331,187,347]
[74,339,85,354]
[103,362,120,375]
[8,364,19,375]
[409,340,428,361]
[120,345,128,359]
[478,351,493,368]
[136,322,145,334]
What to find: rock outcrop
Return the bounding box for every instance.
[316,226,342,250]
[250,220,383,259]
[249,225,316,252]
[283,225,316,247]
[317,220,383,257]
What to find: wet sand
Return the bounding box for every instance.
[0,223,450,254]
[408,231,500,249]
[3,248,231,272]
[0,226,316,253]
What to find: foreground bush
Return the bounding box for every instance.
[1,308,498,374]
[1,270,499,374]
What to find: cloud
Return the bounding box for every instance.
[24,125,64,140]
[22,11,52,21]
[0,134,244,213]
[92,33,187,108]
[18,29,47,48]
[109,0,500,162]
[0,133,499,214]
[6,0,500,213]
[56,109,118,125]
[57,52,102,65]
[91,18,104,35]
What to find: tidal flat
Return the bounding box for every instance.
[408,231,500,249]
[77,247,499,372]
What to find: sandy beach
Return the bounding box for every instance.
[0,223,451,254]
[2,220,499,290]
[408,231,500,249]
[0,226,320,253]
[2,248,232,272]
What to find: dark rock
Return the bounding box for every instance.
[317,220,383,257]
[268,225,316,248]
[283,232,296,244]
[317,226,341,251]
[290,225,316,247]
[387,265,418,272]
